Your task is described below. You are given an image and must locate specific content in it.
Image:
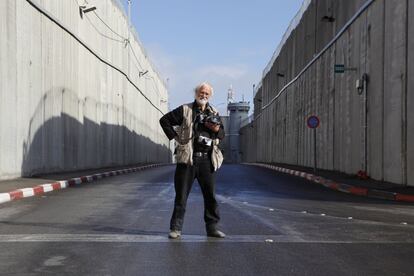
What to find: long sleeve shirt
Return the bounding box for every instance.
[159,101,225,146]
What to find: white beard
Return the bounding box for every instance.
[195,98,208,106]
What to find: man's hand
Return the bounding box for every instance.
[204,122,220,133]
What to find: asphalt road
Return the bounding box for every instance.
[0,164,413,276]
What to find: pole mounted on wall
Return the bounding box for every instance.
[307,115,320,173]
[79,6,96,19]
[321,15,335,23]
[139,70,148,77]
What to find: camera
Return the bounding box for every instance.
[205,114,221,125]
[196,113,208,124]
[198,135,213,146]
[196,113,221,126]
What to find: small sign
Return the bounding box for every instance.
[334,64,345,73]
[307,115,320,129]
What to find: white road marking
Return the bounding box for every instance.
[44,256,66,266]
[216,194,414,229]
[0,234,413,244]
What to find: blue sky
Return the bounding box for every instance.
[124,0,303,114]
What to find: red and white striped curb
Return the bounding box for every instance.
[0,164,166,205]
[245,163,414,203]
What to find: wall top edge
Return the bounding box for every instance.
[262,0,312,78]
[110,0,167,89]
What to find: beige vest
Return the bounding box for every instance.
[174,102,224,171]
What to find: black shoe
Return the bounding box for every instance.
[207,229,226,238]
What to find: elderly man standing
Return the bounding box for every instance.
[159,82,225,239]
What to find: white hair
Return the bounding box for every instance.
[194,82,214,96]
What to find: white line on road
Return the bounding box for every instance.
[216,195,414,229]
[0,234,413,244]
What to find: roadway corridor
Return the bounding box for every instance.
[0,164,413,275]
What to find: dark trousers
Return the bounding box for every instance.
[170,156,220,232]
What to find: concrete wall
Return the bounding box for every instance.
[241,0,413,186]
[408,0,414,186]
[0,0,170,179]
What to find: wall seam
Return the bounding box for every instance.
[381,0,385,181]
[403,0,409,185]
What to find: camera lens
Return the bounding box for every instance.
[206,114,221,125]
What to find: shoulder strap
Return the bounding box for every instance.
[207,104,218,114]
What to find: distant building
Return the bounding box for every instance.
[219,86,250,163]
[226,101,250,163]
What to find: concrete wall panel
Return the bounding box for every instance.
[383,0,407,184]
[349,14,363,175]
[294,19,305,76]
[303,3,316,63]
[315,0,335,53]
[408,0,414,186]
[0,0,170,179]
[0,1,18,178]
[366,0,385,181]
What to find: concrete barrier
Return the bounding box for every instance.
[242,0,412,187]
[0,0,171,180]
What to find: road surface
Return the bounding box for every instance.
[0,164,413,275]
